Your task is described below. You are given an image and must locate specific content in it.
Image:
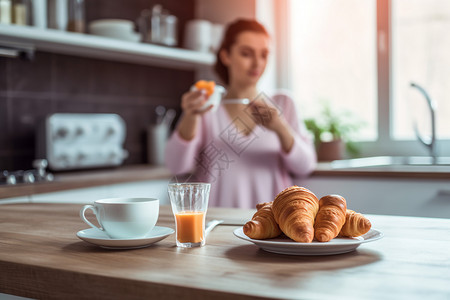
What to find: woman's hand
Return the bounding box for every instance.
[181,90,213,117]
[249,98,284,132]
[177,90,212,141]
[249,99,294,153]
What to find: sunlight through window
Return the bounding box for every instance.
[290,0,377,141]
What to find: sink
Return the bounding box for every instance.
[331,156,450,169]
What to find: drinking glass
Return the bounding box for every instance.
[168,183,211,248]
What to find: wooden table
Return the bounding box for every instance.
[1,204,449,299]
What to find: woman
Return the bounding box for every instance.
[165,19,317,208]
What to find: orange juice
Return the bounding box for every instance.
[175,211,205,243]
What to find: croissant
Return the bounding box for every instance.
[314,195,347,242]
[339,209,372,237]
[243,202,281,239]
[272,186,319,243]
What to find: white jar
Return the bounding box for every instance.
[47,0,68,30]
[0,0,12,24]
[32,0,47,28]
[184,19,212,53]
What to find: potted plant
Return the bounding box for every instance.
[304,104,362,161]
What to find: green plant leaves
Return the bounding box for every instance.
[303,101,365,157]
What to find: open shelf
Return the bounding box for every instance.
[0,24,215,70]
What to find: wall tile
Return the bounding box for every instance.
[124,145,145,165]
[54,100,97,113]
[53,54,93,96]
[0,57,7,92]
[1,0,196,169]
[8,151,35,170]
[142,67,194,99]
[8,96,56,151]
[0,97,9,153]
[88,59,195,100]
[0,156,11,170]
[86,0,138,22]
[8,52,53,93]
[90,59,147,97]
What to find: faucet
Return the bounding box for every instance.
[410,82,437,160]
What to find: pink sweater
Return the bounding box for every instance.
[165,92,317,209]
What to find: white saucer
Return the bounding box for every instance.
[77,226,174,249]
[234,227,383,255]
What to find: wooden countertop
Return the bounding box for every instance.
[1,162,448,200]
[0,165,172,199]
[314,162,450,179]
[1,203,449,299]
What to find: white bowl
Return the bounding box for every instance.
[89,19,140,42]
[90,31,140,42]
[89,19,135,33]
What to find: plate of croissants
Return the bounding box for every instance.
[234,186,383,255]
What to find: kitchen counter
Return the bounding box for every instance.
[0,165,172,199]
[1,203,449,299]
[1,162,448,200]
[314,161,450,179]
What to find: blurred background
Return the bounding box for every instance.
[1,0,449,171]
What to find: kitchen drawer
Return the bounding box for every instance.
[296,176,450,219]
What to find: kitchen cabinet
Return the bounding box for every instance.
[296,176,450,219]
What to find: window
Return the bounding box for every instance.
[392,0,450,140]
[287,0,450,157]
[290,0,377,141]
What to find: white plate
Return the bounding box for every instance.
[233,227,383,255]
[77,226,174,249]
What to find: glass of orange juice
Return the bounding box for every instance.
[168,183,211,248]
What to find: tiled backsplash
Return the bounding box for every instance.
[0,53,193,170]
[0,0,196,170]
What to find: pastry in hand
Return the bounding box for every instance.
[272,186,319,243]
[194,80,215,96]
[314,195,347,242]
[339,209,372,237]
[243,202,281,239]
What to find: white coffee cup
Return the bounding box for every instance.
[190,84,226,112]
[80,198,159,239]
